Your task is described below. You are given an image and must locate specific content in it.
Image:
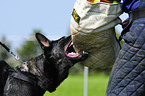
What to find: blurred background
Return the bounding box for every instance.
[0,0,128,96]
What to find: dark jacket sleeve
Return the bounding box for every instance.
[106,18,145,96]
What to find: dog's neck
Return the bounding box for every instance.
[18,54,58,93]
[27,54,45,76]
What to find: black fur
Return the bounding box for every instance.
[0,33,88,96]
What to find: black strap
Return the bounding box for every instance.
[8,67,37,85]
[119,20,132,41]
[0,41,10,52]
[0,41,25,64]
[131,8,145,21]
[11,72,36,85]
[119,8,145,41]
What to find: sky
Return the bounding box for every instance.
[0,0,76,51]
[0,0,128,52]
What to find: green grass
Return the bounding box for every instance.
[44,74,109,96]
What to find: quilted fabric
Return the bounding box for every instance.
[71,0,122,68]
[106,18,145,96]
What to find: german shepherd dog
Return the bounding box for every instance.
[0,33,88,96]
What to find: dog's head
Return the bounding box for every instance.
[36,33,88,92]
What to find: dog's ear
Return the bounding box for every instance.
[36,33,51,49]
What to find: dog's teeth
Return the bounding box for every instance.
[70,52,76,55]
[68,52,78,56]
[83,51,85,53]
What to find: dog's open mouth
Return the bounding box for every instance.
[65,40,88,59]
[65,40,80,58]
